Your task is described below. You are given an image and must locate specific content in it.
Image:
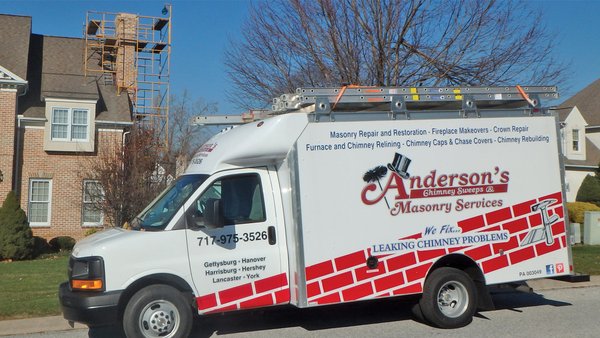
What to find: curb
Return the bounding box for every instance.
[526,275,600,291]
[0,315,86,336]
[2,277,600,336]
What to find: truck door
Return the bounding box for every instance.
[184,167,287,314]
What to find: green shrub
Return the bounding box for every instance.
[32,236,53,257]
[84,228,100,237]
[49,236,76,252]
[0,191,34,260]
[576,175,600,206]
[566,201,600,224]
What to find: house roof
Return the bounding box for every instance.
[564,138,600,168]
[0,14,132,123]
[0,14,31,80]
[558,78,600,126]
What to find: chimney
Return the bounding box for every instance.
[115,13,138,94]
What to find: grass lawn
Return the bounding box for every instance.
[0,246,598,320]
[0,253,69,320]
[572,245,600,275]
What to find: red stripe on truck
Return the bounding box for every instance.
[196,294,217,310]
[481,254,509,273]
[385,252,416,271]
[255,273,288,293]
[486,207,513,225]
[321,271,354,293]
[306,260,334,280]
[218,283,253,305]
[334,250,367,271]
[509,246,535,264]
[512,199,537,217]
[457,215,485,232]
[342,282,374,301]
[502,217,529,234]
[373,271,405,292]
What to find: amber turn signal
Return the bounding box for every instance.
[71,279,103,290]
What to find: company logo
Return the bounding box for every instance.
[556,263,565,273]
[520,199,559,247]
[199,143,217,153]
[546,264,555,275]
[361,152,510,215]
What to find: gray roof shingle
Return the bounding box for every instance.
[558,78,600,126]
[0,13,132,123]
[0,14,31,79]
[564,138,600,168]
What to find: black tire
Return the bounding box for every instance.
[123,285,193,338]
[419,267,477,329]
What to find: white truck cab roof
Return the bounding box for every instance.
[186,113,309,175]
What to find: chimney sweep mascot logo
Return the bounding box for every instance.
[362,152,412,210]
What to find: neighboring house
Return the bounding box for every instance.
[0,14,133,240]
[557,79,600,201]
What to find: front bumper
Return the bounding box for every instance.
[59,282,122,327]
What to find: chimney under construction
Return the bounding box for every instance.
[83,6,172,144]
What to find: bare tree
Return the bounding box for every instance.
[225,0,566,108]
[82,92,218,228]
[166,91,218,175]
[85,126,169,228]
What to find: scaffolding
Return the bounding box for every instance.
[83,6,172,144]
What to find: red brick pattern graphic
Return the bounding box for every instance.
[196,272,289,313]
[301,192,567,306]
[195,193,568,314]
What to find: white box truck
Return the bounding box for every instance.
[59,86,572,337]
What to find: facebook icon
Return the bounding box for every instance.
[546,264,555,275]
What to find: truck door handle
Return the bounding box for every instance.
[268,226,276,245]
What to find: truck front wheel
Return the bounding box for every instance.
[123,285,192,338]
[419,267,477,328]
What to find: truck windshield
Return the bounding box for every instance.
[132,174,208,231]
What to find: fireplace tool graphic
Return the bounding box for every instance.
[520,199,559,246]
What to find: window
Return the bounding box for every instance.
[82,180,104,226]
[29,179,51,226]
[187,174,265,228]
[51,107,89,141]
[572,129,580,152]
[132,174,208,231]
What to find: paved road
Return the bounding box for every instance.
[7,286,600,338]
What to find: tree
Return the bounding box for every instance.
[225,0,566,108]
[576,174,600,206]
[85,126,169,228]
[0,191,34,260]
[166,91,217,175]
[85,92,217,228]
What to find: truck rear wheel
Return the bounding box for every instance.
[123,285,192,338]
[419,267,477,328]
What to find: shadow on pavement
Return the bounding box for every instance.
[88,325,126,338]
[194,296,421,337]
[86,289,571,337]
[490,290,572,310]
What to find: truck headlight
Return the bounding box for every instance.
[69,256,105,291]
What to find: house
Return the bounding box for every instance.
[0,14,133,240]
[558,79,600,201]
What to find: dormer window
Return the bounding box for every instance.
[572,129,580,152]
[44,98,96,152]
[51,107,89,141]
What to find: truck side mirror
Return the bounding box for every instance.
[204,198,224,228]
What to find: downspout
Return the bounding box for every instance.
[13,82,29,199]
[119,130,130,227]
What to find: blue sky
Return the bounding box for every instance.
[1,0,599,114]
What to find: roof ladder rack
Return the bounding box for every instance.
[194,86,559,125]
